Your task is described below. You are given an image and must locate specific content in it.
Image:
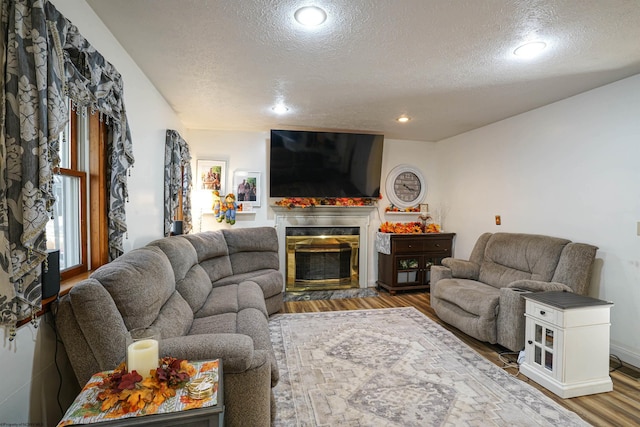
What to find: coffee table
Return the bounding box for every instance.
[58,360,223,427]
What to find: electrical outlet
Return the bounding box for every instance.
[495,215,501,225]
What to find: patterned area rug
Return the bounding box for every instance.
[269,307,589,427]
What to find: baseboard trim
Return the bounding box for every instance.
[610,343,640,372]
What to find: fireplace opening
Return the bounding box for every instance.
[286,227,359,291]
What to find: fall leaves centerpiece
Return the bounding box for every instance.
[97,357,196,415]
[379,221,441,234]
[274,197,378,209]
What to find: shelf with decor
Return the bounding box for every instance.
[384,211,428,216]
[201,211,255,215]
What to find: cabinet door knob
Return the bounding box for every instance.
[528,340,533,345]
[435,243,440,247]
[540,310,546,315]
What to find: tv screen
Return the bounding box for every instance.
[270,129,384,198]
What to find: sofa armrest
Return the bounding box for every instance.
[430,265,452,286]
[441,258,480,280]
[160,333,266,374]
[497,280,574,351]
[507,280,573,293]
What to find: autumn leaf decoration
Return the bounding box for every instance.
[275,197,377,209]
[379,221,441,234]
[97,357,196,415]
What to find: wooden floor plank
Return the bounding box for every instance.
[280,292,640,427]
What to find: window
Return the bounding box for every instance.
[46,105,109,280]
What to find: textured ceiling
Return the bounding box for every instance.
[86,0,640,141]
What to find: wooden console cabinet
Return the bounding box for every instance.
[376,233,455,295]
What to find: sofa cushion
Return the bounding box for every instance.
[151,291,194,339]
[196,282,268,319]
[147,236,199,282]
[551,242,598,294]
[431,278,501,317]
[182,231,234,282]
[222,227,279,274]
[176,264,213,313]
[189,312,238,335]
[479,233,569,288]
[90,246,175,330]
[213,270,283,299]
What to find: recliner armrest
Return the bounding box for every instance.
[441,258,480,280]
[430,265,452,286]
[507,280,573,293]
[160,333,265,374]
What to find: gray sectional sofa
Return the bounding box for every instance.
[55,227,283,427]
[430,232,598,351]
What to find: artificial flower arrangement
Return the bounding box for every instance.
[97,357,196,415]
[275,197,378,209]
[379,221,441,234]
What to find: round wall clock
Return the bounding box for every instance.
[385,164,427,209]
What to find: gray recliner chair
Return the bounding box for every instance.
[430,232,598,351]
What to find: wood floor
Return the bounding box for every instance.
[281,292,640,427]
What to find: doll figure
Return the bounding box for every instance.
[212,190,223,222]
[223,193,237,225]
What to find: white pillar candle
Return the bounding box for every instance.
[127,339,159,378]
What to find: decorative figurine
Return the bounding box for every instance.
[221,193,237,225]
[212,190,223,222]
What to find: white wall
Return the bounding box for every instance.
[0,1,185,424]
[437,73,640,367]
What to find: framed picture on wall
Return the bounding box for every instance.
[233,170,261,207]
[196,160,226,193]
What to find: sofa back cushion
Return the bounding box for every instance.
[90,246,175,330]
[182,231,234,283]
[222,227,279,275]
[151,291,194,338]
[148,236,214,312]
[479,233,569,288]
[551,242,598,294]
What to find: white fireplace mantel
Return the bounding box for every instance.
[272,206,377,289]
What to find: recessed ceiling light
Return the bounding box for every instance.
[513,41,547,58]
[396,116,411,123]
[294,6,327,26]
[272,104,289,114]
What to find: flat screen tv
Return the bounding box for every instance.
[270,129,384,198]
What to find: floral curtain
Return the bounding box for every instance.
[164,130,192,236]
[0,0,134,337]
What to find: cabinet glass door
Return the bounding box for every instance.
[532,322,555,372]
[396,257,420,284]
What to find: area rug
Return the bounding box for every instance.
[269,307,589,427]
[283,288,379,302]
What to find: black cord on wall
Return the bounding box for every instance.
[46,298,65,416]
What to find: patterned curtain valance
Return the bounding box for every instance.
[45,1,134,261]
[164,130,192,236]
[0,0,134,338]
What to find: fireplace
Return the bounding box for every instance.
[286,227,359,291]
[273,205,375,290]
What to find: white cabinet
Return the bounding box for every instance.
[520,291,613,398]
